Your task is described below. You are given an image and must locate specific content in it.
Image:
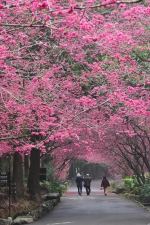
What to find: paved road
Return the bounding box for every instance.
[33,180,150,225]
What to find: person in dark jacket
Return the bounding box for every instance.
[76,173,83,195]
[101,176,110,196]
[84,174,91,195]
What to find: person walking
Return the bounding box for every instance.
[101,176,110,196]
[84,174,91,195]
[76,173,83,195]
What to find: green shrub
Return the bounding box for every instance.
[49,180,68,196]
[109,180,115,189]
[51,182,61,193]
[41,180,51,192]
[122,175,139,191]
[139,183,150,203]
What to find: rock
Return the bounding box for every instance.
[0,219,10,225]
[29,200,58,221]
[43,193,60,201]
[13,217,33,225]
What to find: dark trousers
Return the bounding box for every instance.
[77,185,82,195]
[85,186,90,195]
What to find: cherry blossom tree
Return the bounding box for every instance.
[0,0,150,196]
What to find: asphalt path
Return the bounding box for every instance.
[33,180,150,225]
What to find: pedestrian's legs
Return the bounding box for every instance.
[88,186,90,195]
[78,186,82,195]
[77,186,80,195]
[86,186,90,195]
[89,186,91,195]
[86,187,88,195]
[80,186,82,195]
[104,187,107,195]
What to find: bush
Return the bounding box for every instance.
[40,181,51,193]
[109,180,115,189]
[132,186,141,195]
[41,179,69,196]
[51,181,68,196]
[139,183,150,203]
[122,175,139,192]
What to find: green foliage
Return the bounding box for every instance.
[41,179,69,196]
[41,180,51,192]
[51,182,61,193]
[23,177,28,184]
[71,63,88,76]
[42,161,56,181]
[43,180,50,186]
[81,76,107,96]
[122,175,139,190]
[132,49,150,63]
[50,180,68,196]
[132,175,142,187]
[46,181,67,196]
[133,186,141,195]
[109,180,115,189]
[95,8,113,15]
[122,176,133,188]
[120,175,150,199]
[139,183,150,203]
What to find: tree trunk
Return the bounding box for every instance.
[28,148,40,196]
[13,152,24,199]
[24,155,29,178]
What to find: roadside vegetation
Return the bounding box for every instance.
[110,174,150,204]
[0,179,69,219]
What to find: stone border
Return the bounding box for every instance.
[0,193,60,225]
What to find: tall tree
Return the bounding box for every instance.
[13,152,24,199]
